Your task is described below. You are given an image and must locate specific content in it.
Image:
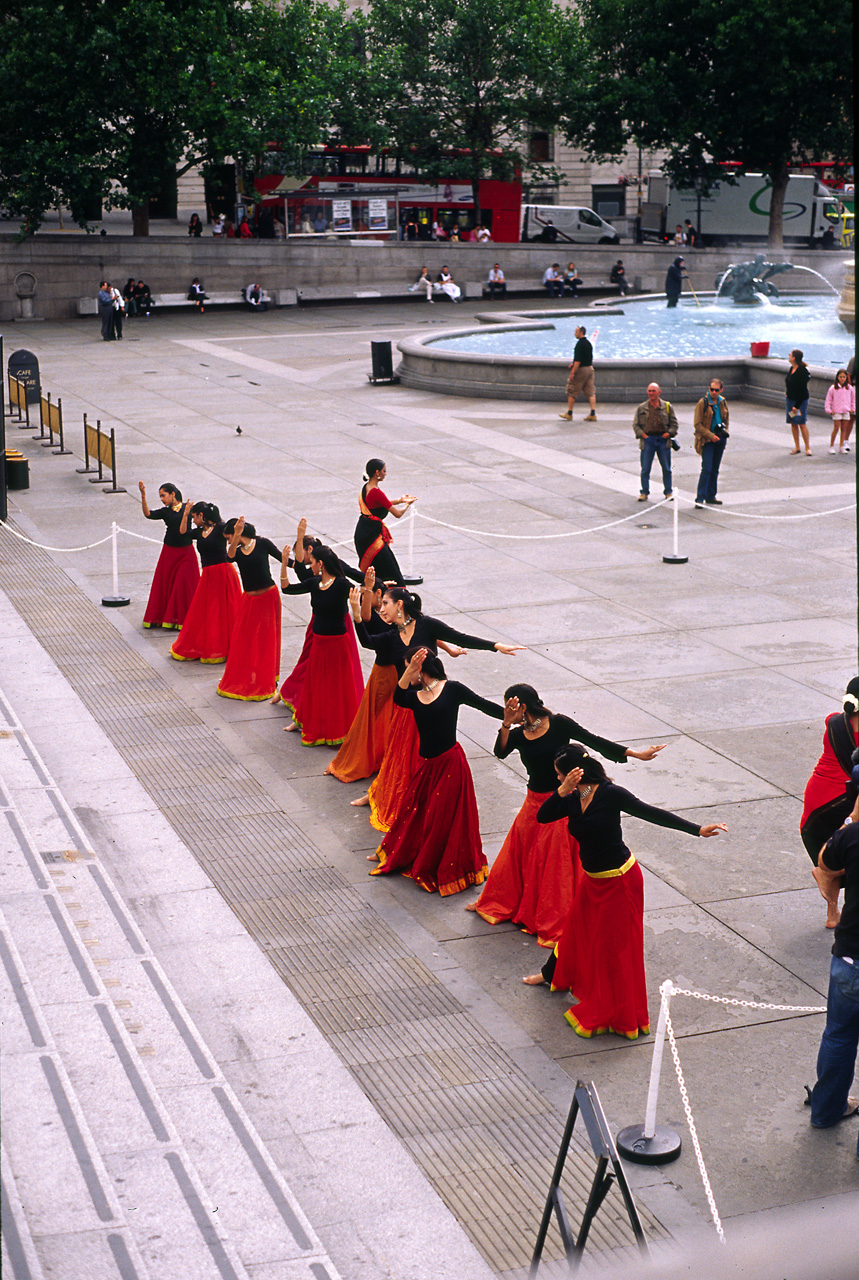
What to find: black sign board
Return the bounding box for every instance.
[8,349,41,404]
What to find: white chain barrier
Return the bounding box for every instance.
[0,521,114,553]
[673,492,854,521]
[413,496,673,539]
[632,978,826,1245]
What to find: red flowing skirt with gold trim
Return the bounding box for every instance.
[142,544,200,629]
[288,630,364,747]
[279,619,313,707]
[372,743,488,896]
[368,703,421,832]
[551,858,649,1040]
[472,789,582,947]
[216,585,281,701]
[170,561,242,663]
[326,663,397,781]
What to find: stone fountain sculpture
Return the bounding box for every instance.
[716,255,795,304]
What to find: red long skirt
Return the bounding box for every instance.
[216,586,281,701]
[551,857,649,1040]
[326,663,398,782]
[472,790,582,947]
[368,703,421,833]
[287,631,364,746]
[372,744,488,896]
[170,562,242,663]
[142,544,200,629]
[279,619,313,708]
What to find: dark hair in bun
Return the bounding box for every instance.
[554,743,610,784]
[364,457,385,481]
[383,586,422,616]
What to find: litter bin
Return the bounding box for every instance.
[5,450,30,490]
[369,340,398,384]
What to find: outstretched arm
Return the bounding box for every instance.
[138,481,151,518]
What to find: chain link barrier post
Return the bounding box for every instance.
[101,521,130,608]
[402,505,423,586]
[617,979,682,1164]
[663,488,688,564]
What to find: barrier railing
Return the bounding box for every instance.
[39,392,70,454]
[75,415,126,493]
[8,373,29,428]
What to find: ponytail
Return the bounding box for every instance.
[384,586,422,617]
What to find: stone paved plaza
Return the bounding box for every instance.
[1,297,857,1280]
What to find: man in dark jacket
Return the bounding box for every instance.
[97,282,114,340]
[665,256,685,307]
[610,260,632,295]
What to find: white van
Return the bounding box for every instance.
[521,204,620,245]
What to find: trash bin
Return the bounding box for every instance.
[749,342,770,358]
[369,340,394,383]
[5,450,30,490]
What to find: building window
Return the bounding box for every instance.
[592,184,626,217]
[529,132,553,163]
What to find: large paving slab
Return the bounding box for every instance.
[1,299,856,1277]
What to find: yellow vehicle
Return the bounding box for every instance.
[840,210,854,248]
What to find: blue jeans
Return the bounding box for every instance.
[695,437,727,502]
[640,436,673,496]
[810,955,859,1153]
[544,281,562,297]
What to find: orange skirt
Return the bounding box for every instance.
[471,790,582,947]
[368,703,421,833]
[216,586,281,701]
[326,663,398,782]
[372,744,487,895]
[170,561,242,663]
[552,857,649,1040]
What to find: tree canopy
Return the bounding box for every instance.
[568,0,853,247]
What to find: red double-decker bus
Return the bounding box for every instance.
[252,146,522,242]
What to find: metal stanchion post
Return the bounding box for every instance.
[663,489,688,565]
[101,521,131,608]
[403,507,423,586]
[617,980,682,1164]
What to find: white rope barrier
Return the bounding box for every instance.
[114,525,164,546]
[674,493,855,522]
[0,522,113,553]
[413,497,673,540]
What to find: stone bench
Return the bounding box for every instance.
[464,281,626,300]
[77,288,276,316]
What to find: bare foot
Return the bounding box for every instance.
[522,973,546,986]
[464,902,479,912]
[270,692,282,704]
[826,905,842,929]
[789,449,801,455]
[806,450,813,456]
[350,793,370,807]
[283,721,297,732]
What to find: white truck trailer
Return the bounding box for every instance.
[641,173,840,247]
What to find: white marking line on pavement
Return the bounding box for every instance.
[170,340,856,507]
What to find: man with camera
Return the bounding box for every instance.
[808,766,859,1155]
[694,378,730,507]
[633,382,678,501]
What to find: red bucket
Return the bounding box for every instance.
[749,341,770,358]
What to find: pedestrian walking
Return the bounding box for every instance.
[694,378,730,506]
[786,349,812,455]
[559,325,597,422]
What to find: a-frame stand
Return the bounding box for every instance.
[530,1079,649,1275]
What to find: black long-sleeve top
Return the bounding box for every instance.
[282,575,350,635]
[192,523,229,568]
[355,614,496,675]
[785,364,810,407]
[537,783,700,875]
[232,537,282,591]
[146,505,194,548]
[495,714,628,794]
[393,681,504,759]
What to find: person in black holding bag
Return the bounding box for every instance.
[188,277,208,313]
[786,348,812,455]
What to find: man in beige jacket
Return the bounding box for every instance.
[693,378,730,507]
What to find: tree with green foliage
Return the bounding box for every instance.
[565,0,853,248]
[364,0,582,211]
[0,0,359,235]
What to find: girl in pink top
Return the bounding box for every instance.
[825,369,855,453]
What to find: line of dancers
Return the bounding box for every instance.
[137,460,729,1042]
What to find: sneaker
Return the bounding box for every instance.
[638,493,648,502]
[664,492,674,499]
[559,412,572,420]
[845,444,851,452]
[829,446,837,453]
[584,412,597,421]
[695,501,705,509]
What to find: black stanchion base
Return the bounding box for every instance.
[616,1123,682,1165]
[662,554,689,565]
[101,595,131,608]
[403,575,423,586]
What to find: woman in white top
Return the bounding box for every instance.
[437,266,461,302]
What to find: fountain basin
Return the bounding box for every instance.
[396,292,850,408]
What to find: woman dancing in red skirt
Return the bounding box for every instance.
[801,676,859,927]
[524,744,726,1040]
[280,546,364,746]
[466,684,664,947]
[354,457,417,586]
[217,516,288,701]
[170,502,242,663]
[361,587,523,830]
[372,647,505,895]
[138,481,200,629]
